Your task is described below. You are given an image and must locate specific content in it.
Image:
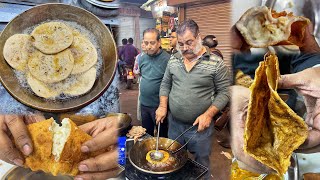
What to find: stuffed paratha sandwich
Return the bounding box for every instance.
[21,118,107,176]
[236,6,310,48]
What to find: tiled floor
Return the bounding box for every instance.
[119,82,232,180]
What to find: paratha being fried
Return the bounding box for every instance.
[244,53,308,175]
[69,35,97,75]
[28,49,74,83]
[3,34,34,71]
[63,67,97,96]
[31,22,73,54]
[27,73,61,99]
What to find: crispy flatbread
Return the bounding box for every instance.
[28,49,74,83]
[69,35,97,75]
[31,22,73,54]
[236,6,310,48]
[244,53,308,175]
[63,67,96,96]
[3,34,34,71]
[24,118,104,176]
[235,69,253,88]
[24,118,53,173]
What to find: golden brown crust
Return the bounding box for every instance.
[244,54,308,175]
[24,118,54,174]
[23,118,106,176]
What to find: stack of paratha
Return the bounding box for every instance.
[3,22,98,99]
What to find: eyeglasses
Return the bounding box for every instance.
[143,41,157,46]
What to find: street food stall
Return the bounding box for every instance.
[141,0,178,52]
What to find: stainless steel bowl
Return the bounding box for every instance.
[0,3,117,112]
[128,137,188,175]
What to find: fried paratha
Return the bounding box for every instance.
[31,22,73,54]
[24,118,104,176]
[27,73,61,99]
[3,34,34,71]
[63,67,97,96]
[69,35,97,75]
[236,6,310,48]
[28,49,74,83]
[244,53,308,175]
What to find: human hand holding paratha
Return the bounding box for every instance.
[0,114,45,166]
[230,86,275,175]
[231,54,309,178]
[279,67,320,149]
[230,25,250,53]
[232,6,320,53]
[75,117,119,180]
[0,115,119,179]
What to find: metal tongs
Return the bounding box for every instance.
[166,125,198,154]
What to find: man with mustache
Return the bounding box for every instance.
[155,19,231,179]
[139,28,170,137]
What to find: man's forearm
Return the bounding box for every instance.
[204,105,220,119]
[159,96,168,109]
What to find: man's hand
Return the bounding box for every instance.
[75,117,120,180]
[230,25,250,53]
[279,67,320,149]
[193,113,213,132]
[230,86,274,174]
[193,105,219,132]
[0,114,45,166]
[155,106,167,125]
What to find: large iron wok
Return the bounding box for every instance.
[129,137,188,175]
[0,3,117,112]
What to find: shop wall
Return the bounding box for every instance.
[117,16,155,50]
[139,18,156,49]
[118,16,134,46]
[184,0,232,70]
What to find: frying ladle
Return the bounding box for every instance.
[166,125,197,154]
[150,123,164,161]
